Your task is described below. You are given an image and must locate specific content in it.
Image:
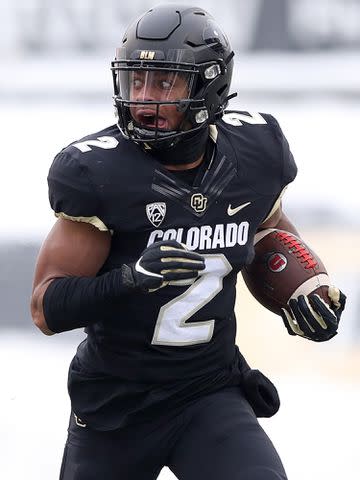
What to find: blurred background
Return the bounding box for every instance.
[1,0,359,479]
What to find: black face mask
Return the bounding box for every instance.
[143,126,209,166]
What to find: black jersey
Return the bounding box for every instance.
[48,111,297,429]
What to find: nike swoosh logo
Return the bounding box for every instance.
[227,201,251,216]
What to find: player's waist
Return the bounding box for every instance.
[67,346,245,431]
[75,335,236,382]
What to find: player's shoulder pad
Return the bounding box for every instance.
[217,111,297,194]
[47,125,123,221]
[217,110,284,149]
[58,124,122,161]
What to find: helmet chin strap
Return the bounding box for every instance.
[144,126,209,166]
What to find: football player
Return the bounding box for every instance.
[31,5,346,480]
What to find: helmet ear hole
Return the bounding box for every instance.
[217,84,228,97]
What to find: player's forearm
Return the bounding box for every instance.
[32,241,205,335]
[260,207,300,238]
[31,270,131,335]
[272,212,300,237]
[35,270,129,334]
[31,281,56,335]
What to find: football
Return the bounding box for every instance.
[242,229,330,314]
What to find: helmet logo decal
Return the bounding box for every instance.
[190,193,208,213]
[140,50,155,60]
[146,202,166,227]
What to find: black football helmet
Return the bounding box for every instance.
[111,4,235,148]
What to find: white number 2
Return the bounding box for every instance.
[72,136,119,153]
[222,112,267,127]
[151,254,232,346]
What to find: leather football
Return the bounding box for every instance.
[242,229,330,314]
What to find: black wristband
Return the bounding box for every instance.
[43,269,130,333]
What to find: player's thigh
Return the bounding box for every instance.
[59,413,162,480]
[168,387,287,480]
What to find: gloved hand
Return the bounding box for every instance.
[280,286,346,342]
[120,240,205,293]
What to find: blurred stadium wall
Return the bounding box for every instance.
[2,0,360,54]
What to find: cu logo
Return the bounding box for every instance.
[267,253,287,273]
[190,193,208,213]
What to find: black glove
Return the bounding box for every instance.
[120,240,205,293]
[281,286,346,342]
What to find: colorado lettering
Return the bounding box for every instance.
[147,222,250,251]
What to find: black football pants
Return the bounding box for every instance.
[59,386,287,480]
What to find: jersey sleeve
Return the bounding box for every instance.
[261,114,298,222]
[47,150,109,231]
[266,114,297,188]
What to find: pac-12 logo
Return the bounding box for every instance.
[267,253,287,272]
[146,202,166,227]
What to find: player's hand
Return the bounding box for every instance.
[120,240,205,293]
[280,286,346,342]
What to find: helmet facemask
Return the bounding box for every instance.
[111,48,231,148]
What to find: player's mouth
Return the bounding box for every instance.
[134,109,169,130]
